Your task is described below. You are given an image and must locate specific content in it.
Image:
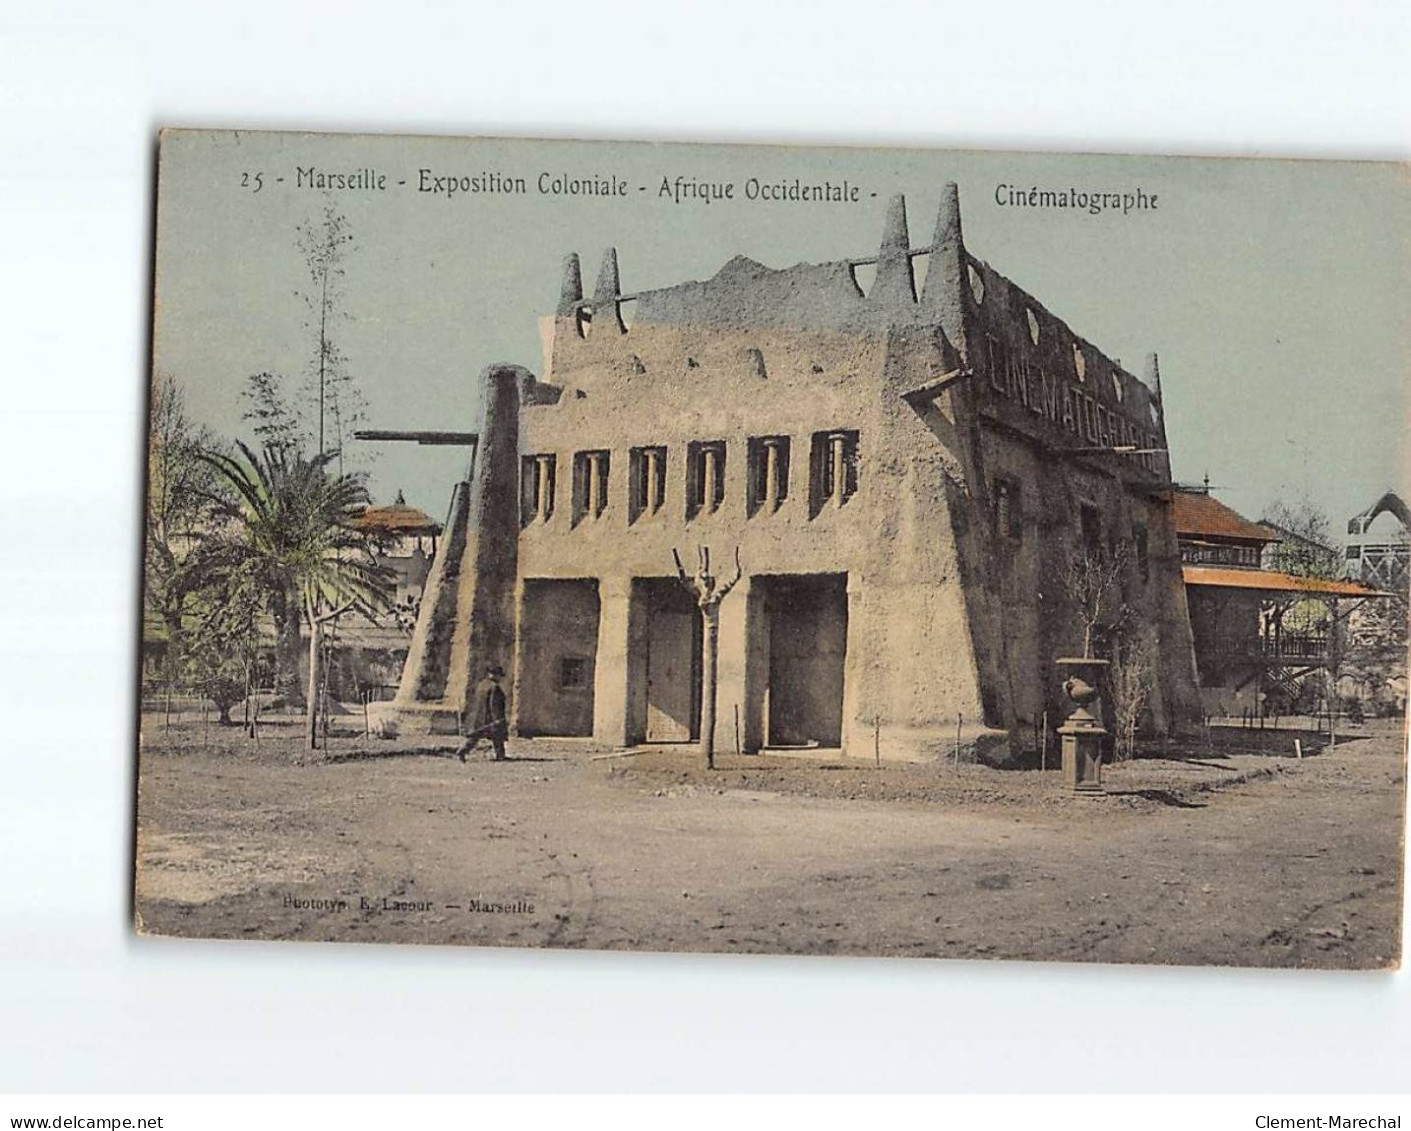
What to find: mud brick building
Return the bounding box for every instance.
[382,184,1204,761]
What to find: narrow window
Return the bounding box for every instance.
[1134,522,1150,583]
[686,441,726,519]
[572,450,610,524]
[993,478,1023,541]
[809,430,859,516]
[629,446,667,524]
[987,335,1009,393]
[746,436,790,515]
[1079,504,1102,555]
[520,454,556,526]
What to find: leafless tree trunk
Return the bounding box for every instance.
[1111,628,1156,761]
[673,546,743,771]
[305,612,323,752]
[700,605,721,769]
[304,597,356,754]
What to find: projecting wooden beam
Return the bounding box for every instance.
[899,368,973,405]
[354,430,479,447]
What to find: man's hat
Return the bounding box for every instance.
[487,664,505,677]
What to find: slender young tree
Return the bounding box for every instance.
[295,201,366,473]
[201,442,394,754]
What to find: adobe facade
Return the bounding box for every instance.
[385,184,1204,761]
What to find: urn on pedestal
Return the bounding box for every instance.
[1055,656,1109,794]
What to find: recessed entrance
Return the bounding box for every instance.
[516,578,600,737]
[637,577,701,743]
[760,573,848,748]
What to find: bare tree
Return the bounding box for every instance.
[1110,626,1157,760]
[1058,540,1131,659]
[672,546,743,770]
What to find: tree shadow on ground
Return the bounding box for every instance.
[323,747,564,765]
[1105,788,1207,809]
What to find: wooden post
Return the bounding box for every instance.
[955,712,962,771]
[734,703,741,757]
[1041,710,1049,772]
[874,714,881,767]
[1295,737,1303,760]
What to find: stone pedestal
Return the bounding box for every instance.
[1059,720,1106,793]
[1055,656,1109,795]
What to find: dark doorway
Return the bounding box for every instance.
[763,573,848,747]
[640,578,701,743]
[516,578,600,737]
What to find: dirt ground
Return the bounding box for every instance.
[134,715,1406,969]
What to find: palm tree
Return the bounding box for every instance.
[201,442,393,752]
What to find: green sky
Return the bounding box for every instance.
[153,130,1411,536]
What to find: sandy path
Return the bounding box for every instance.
[134,729,1405,968]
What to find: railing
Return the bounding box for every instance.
[1203,633,1329,660]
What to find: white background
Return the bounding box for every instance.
[2,0,1409,1094]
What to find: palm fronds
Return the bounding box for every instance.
[198,441,395,625]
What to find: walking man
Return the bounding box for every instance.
[458,664,509,762]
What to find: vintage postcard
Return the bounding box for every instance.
[136,129,1408,967]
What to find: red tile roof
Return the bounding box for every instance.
[1168,491,1277,543]
[351,504,440,535]
[1182,566,1385,598]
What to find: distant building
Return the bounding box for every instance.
[321,497,442,700]
[1341,491,1409,716]
[1172,488,1382,717]
[351,495,441,606]
[1346,491,1410,592]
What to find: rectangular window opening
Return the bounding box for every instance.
[520,454,556,526]
[558,656,589,691]
[808,429,859,516]
[993,478,1023,541]
[629,445,667,524]
[571,450,611,525]
[747,435,791,515]
[686,441,727,519]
